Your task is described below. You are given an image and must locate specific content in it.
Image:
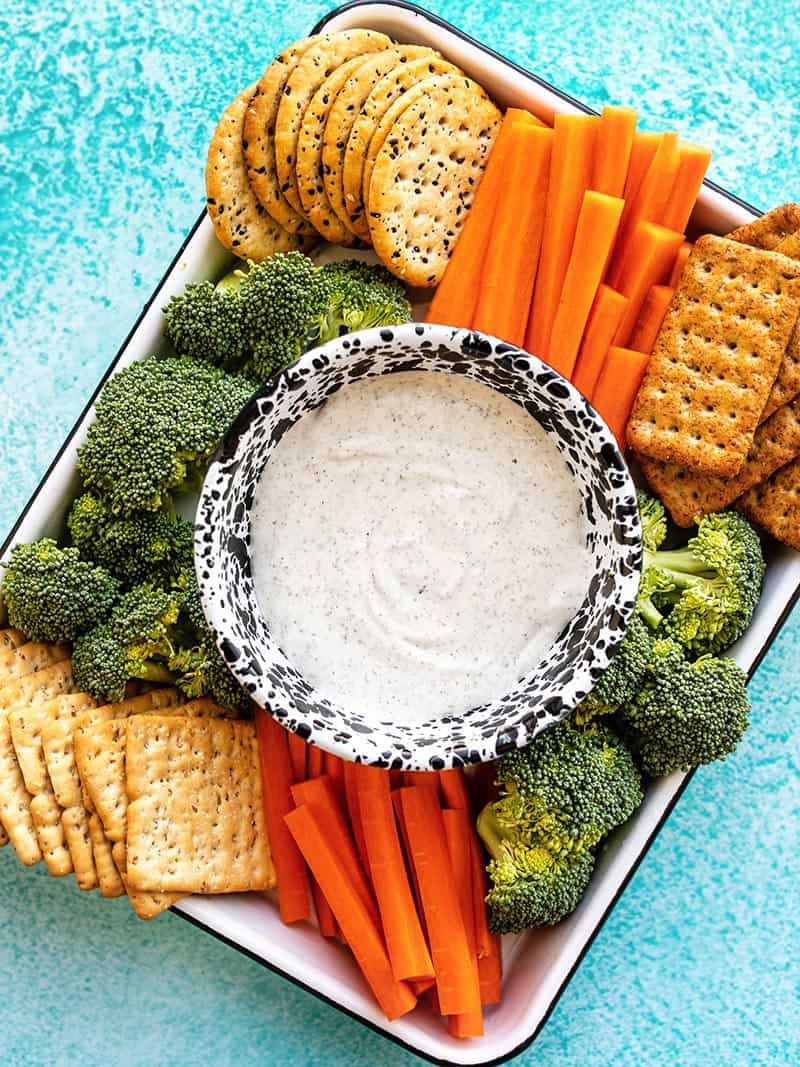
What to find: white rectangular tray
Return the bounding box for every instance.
[2,3,798,1063]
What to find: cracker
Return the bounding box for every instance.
[30,791,73,877]
[322,46,432,235]
[343,52,460,239]
[206,84,316,262]
[627,235,800,477]
[737,455,800,550]
[728,204,800,250]
[367,80,501,287]
[274,30,393,217]
[62,805,98,890]
[243,37,320,234]
[0,629,25,653]
[126,717,274,894]
[9,692,97,796]
[112,840,180,920]
[0,640,69,684]
[88,813,125,898]
[759,231,800,418]
[638,394,800,526]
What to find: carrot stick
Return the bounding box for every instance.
[396,786,481,1017]
[357,764,435,982]
[443,810,483,1043]
[411,977,436,997]
[611,221,684,346]
[526,114,599,360]
[591,346,650,449]
[389,770,403,790]
[392,789,425,915]
[403,770,440,792]
[254,709,311,924]
[324,751,346,801]
[438,768,471,810]
[622,130,663,204]
[306,743,324,779]
[310,878,337,937]
[547,191,624,378]
[468,833,502,1002]
[426,109,539,329]
[477,947,503,1006]
[343,761,369,869]
[592,106,637,198]
[291,774,379,927]
[572,285,629,398]
[629,284,674,354]
[287,732,307,783]
[668,240,693,288]
[660,142,712,234]
[472,124,554,345]
[286,804,417,1020]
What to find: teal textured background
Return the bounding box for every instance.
[1,2,799,1064]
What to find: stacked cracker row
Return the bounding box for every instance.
[206,29,501,286]
[0,635,274,918]
[628,204,800,550]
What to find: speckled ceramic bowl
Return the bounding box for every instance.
[195,323,642,770]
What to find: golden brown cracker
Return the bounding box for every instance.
[62,805,98,890]
[728,204,800,250]
[9,692,97,796]
[0,629,25,654]
[627,235,800,477]
[88,813,125,898]
[737,455,800,550]
[112,841,181,920]
[0,641,69,685]
[368,80,501,287]
[126,717,274,895]
[30,791,73,877]
[759,230,800,417]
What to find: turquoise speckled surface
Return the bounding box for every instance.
[1,2,799,1065]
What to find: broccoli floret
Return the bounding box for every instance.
[68,493,193,589]
[620,637,750,776]
[638,490,667,553]
[76,357,254,513]
[73,584,181,701]
[573,615,654,724]
[311,260,412,344]
[163,270,247,371]
[637,506,765,655]
[2,539,119,642]
[477,804,595,932]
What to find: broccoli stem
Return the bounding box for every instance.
[644,548,715,578]
[136,662,176,685]
[477,805,505,864]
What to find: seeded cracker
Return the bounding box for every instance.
[88,813,126,898]
[274,30,392,218]
[30,792,73,876]
[367,80,501,287]
[206,85,315,262]
[126,717,274,895]
[755,231,800,418]
[727,203,800,250]
[627,235,800,477]
[343,52,460,239]
[737,455,800,550]
[243,37,320,234]
[322,46,433,236]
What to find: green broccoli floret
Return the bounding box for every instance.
[311,259,412,344]
[2,539,119,642]
[638,490,667,553]
[620,637,750,776]
[477,804,595,932]
[637,505,765,655]
[73,584,181,701]
[162,270,247,371]
[76,356,254,513]
[573,615,654,724]
[68,493,193,589]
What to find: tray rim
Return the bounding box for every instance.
[1,3,795,1065]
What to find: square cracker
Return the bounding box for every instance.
[627,235,800,477]
[737,455,800,550]
[0,641,69,685]
[30,791,73,877]
[759,231,800,418]
[638,394,800,525]
[0,629,26,654]
[62,804,98,890]
[728,203,800,250]
[126,717,274,895]
[87,813,126,898]
[10,693,97,797]
[112,841,181,920]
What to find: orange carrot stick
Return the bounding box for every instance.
[357,764,435,982]
[306,743,324,779]
[444,807,483,1038]
[396,786,481,1017]
[287,732,307,783]
[526,114,599,360]
[403,770,440,792]
[324,751,346,801]
[438,768,471,810]
[629,284,674,354]
[668,240,693,288]
[472,124,554,345]
[255,709,310,924]
[592,106,637,198]
[426,109,539,329]
[660,142,712,233]
[572,285,629,398]
[591,346,650,448]
[612,221,684,346]
[477,946,503,1006]
[343,761,369,869]
[468,833,502,1002]
[291,774,379,927]
[622,130,663,204]
[310,878,337,937]
[548,191,625,378]
[286,804,417,1021]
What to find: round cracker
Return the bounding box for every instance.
[342,54,462,239]
[367,80,501,287]
[206,85,316,262]
[295,55,372,245]
[274,30,393,218]
[243,37,319,235]
[321,45,435,235]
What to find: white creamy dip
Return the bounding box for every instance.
[251,371,593,723]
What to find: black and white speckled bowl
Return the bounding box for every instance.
[195,324,642,770]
